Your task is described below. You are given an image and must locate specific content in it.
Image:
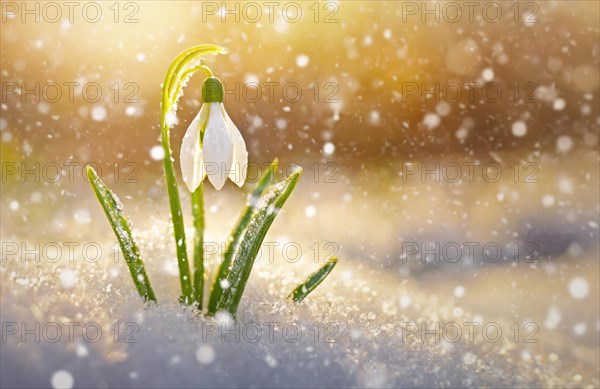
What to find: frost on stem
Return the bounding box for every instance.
[215,170,302,317]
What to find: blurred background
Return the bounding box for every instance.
[1,1,599,387]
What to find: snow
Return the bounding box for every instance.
[481,68,494,82]
[556,135,574,153]
[2,182,598,387]
[9,200,19,211]
[453,285,465,298]
[553,98,566,111]
[150,145,165,161]
[91,106,107,122]
[59,269,78,289]
[368,111,380,126]
[51,370,74,389]
[568,277,589,299]
[195,345,216,365]
[295,55,310,68]
[323,142,335,155]
[423,113,441,130]
[511,121,527,137]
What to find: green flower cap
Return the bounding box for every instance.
[202,77,224,103]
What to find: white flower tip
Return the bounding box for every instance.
[208,173,227,190]
[183,177,200,193]
[228,163,247,187]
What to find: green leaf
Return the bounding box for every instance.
[288,257,338,303]
[215,167,302,317]
[87,166,156,303]
[207,159,279,314]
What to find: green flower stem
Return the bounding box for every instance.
[170,64,213,107]
[160,130,193,304]
[192,183,205,309]
[160,44,226,304]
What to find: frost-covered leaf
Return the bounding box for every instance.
[207,159,279,314]
[87,166,156,302]
[288,257,338,303]
[215,167,302,317]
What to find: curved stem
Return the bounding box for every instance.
[169,65,213,108]
[159,44,225,304]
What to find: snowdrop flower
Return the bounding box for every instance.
[180,77,248,191]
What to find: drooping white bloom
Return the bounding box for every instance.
[180,77,248,192]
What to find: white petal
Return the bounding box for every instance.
[180,104,209,192]
[220,103,248,187]
[203,102,233,190]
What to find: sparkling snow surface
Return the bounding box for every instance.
[2,172,598,388]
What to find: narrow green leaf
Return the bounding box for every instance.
[206,159,279,314]
[86,166,156,302]
[288,257,338,303]
[215,167,302,317]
